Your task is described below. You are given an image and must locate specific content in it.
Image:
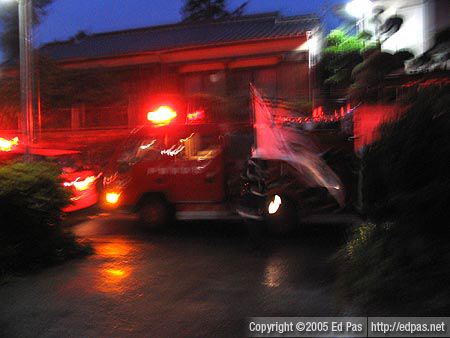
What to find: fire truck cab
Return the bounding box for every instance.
[102,106,252,227]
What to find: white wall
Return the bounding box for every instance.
[369,0,445,56]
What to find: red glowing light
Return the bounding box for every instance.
[187,110,205,122]
[147,106,177,125]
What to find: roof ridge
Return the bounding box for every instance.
[38,11,320,61]
[42,12,318,48]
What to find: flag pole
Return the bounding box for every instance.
[250,83,257,152]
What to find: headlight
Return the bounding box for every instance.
[105,192,120,204]
[268,194,282,215]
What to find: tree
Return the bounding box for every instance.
[350,48,413,102]
[316,29,368,99]
[0,0,53,61]
[181,0,248,22]
[0,72,19,129]
[406,27,450,73]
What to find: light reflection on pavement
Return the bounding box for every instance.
[0,214,351,337]
[95,241,137,295]
[264,255,286,288]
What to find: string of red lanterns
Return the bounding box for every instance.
[275,103,352,125]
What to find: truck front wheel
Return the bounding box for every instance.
[138,196,172,230]
[266,196,298,235]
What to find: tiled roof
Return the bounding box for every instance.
[40,13,319,61]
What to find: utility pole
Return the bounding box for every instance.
[18,0,34,156]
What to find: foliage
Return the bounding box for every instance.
[361,85,450,224]
[349,49,413,102]
[0,0,53,61]
[337,221,450,314]
[181,0,248,22]
[0,161,91,274]
[324,30,366,54]
[337,85,450,314]
[317,29,367,88]
[0,74,19,129]
[406,27,449,73]
[317,12,407,98]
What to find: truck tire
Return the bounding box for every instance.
[138,196,171,230]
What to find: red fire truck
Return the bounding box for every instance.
[102,101,355,230]
[102,105,253,227]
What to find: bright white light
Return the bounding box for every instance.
[345,0,374,18]
[106,192,120,204]
[147,105,177,125]
[0,136,19,152]
[268,195,282,215]
[160,144,185,157]
[308,36,319,56]
[139,139,156,150]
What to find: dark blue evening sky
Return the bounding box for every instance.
[2,0,346,59]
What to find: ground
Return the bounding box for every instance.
[0,213,357,338]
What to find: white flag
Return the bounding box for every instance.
[251,84,345,207]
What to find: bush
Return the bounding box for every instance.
[337,84,450,314]
[361,84,450,227]
[337,222,450,314]
[350,49,413,102]
[0,161,91,274]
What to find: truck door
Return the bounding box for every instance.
[171,131,225,203]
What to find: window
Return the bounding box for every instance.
[184,71,225,96]
[228,67,278,99]
[118,136,163,163]
[180,132,220,160]
[254,68,277,98]
[184,74,203,94]
[228,69,253,98]
[277,63,309,100]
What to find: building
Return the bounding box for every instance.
[354,0,449,56]
[39,12,321,129]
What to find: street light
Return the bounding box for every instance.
[2,0,33,156]
[345,0,374,19]
[345,0,373,33]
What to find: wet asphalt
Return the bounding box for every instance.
[0,213,356,338]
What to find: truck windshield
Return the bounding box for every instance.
[178,132,220,160]
[118,135,163,163]
[118,130,220,164]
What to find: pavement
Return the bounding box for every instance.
[0,212,357,338]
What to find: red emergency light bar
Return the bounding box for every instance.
[147,106,177,126]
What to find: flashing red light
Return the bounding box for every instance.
[0,136,19,152]
[147,106,177,125]
[187,110,205,122]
